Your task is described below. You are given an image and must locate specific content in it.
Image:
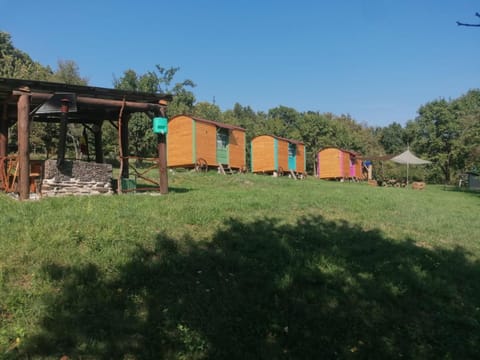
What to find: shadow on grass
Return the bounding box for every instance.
[23,216,480,359]
[120,186,192,194]
[442,185,480,198]
[168,186,191,194]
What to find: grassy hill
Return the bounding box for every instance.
[1,172,479,359]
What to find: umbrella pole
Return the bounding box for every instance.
[407,162,409,186]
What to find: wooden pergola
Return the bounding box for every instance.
[0,77,172,200]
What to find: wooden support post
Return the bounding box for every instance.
[0,103,7,190]
[120,114,129,179]
[0,103,8,159]
[17,89,31,200]
[157,133,168,194]
[57,99,70,168]
[94,121,104,163]
[157,101,168,194]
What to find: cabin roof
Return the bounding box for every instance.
[317,146,361,156]
[252,134,304,145]
[171,115,246,131]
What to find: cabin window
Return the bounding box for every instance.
[288,143,297,157]
[217,128,229,149]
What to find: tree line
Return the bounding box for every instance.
[1,31,479,184]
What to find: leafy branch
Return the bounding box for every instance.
[457,12,480,27]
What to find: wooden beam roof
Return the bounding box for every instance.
[0,77,173,124]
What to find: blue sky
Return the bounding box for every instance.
[1,0,479,127]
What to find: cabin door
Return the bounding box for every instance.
[349,155,356,177]
[216,128,229,165]
[288,143,297,170]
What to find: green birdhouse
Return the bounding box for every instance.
[153,117,168,134]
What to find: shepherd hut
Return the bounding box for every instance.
[316,147,364,180]
[167,115,246,171]
[250,135,306,176]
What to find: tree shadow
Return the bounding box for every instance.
[23,216,480,359]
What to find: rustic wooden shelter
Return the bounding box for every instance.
[167,115,246,171]
[0,77,172,200]
[316,147,364,180]
[250,135,306,176]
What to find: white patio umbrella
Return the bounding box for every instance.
[390,149,431,185]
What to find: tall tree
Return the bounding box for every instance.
[193,102,223,121]
[113,69,156,157]
[267,106,301,138]
[412,99,459,183]
[223,103,267,138]
[450,90,480,173]
[268,106,300,128]
[113,66,196,157]
[49,59,88,85]
[1,31,90,157]
[295,112,335,170]
[377,122,407,155]
[331,114,362,151]
[223,103,265,169]
[0,31,52,80]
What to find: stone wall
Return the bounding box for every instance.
[41,160,113,197]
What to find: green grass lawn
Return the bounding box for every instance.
[1,172,480,359]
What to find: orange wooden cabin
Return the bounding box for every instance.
[316,147,364,180]
[167,115,246,170]
[250,135,306,175]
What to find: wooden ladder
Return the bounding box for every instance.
[218,164,234,175]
